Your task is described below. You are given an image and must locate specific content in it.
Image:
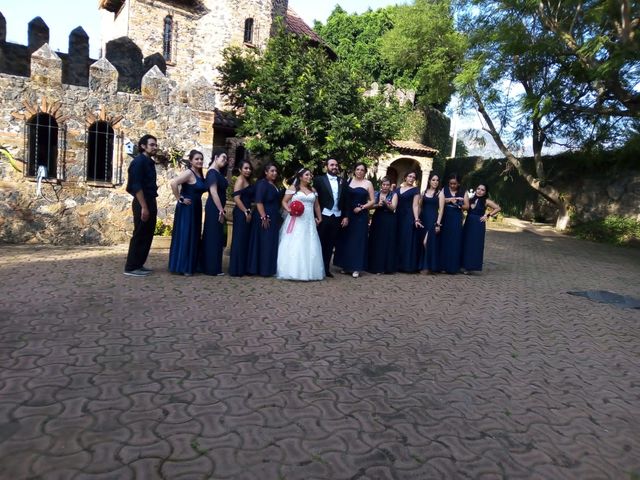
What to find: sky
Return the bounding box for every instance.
[0,0,481,146]
[0,0,405,58]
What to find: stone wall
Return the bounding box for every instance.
[0,45,221,245]
[101,0,289,90]
[446,156,640,224]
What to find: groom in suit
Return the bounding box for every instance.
[315,158,349,277]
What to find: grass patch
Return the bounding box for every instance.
[570,216,640,247]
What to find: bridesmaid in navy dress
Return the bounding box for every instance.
[462,183,501,272]
[367,177,398,274]
[200,148,229,275]
[334,162,375,278]
[418,172,441,274]
[229,159,255,276]
[436,173,469,274]
[247,163,281,276]
[168,150,207,275]
[395,171,423,273]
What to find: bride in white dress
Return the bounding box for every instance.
[277,168,325,281]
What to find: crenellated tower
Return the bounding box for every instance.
[98,0,289,87]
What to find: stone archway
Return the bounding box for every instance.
[376,140,438,191]
[386,157,423,188]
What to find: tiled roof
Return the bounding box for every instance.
[284,8,325,46]
[98,0,125,13]
[213,109,238,129]
[390,140,439,155]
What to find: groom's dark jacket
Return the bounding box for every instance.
[315,174,350,219]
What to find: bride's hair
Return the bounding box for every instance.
[290,167,311,192]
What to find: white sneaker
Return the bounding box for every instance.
[352,271,360,278]
[123,269,151,277]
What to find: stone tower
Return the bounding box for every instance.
[99,0,289,87]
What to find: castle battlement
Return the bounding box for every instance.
[0,11,190,93]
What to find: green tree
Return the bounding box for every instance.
[380,0,467,110]
[314,6,399,85]
[455,0,638,230]
[537,0,640,119]
[217,28,404,179]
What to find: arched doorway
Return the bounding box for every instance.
[86,121,115,182]
[386,157,423,189]
[26,113,58,178]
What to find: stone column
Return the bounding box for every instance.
[28,17,49,54]
[0,12,6,73]
[31,43,62,87]
[0,11,6,43]
[65,27,90,86]
[89,57,119,94]
[141,66,172,104]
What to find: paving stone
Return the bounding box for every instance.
[0,231,639,479]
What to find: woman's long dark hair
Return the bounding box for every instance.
[260,162,278,180]
[187,149,204,177]
[290,167,311,192]
[211,147,228,176]
[425,171,441,195]
[471,183,489,210]
[234,159,253,183]
[446,172,461,192]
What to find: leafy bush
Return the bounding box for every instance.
[154,219,173,237]
[570,216,640,246]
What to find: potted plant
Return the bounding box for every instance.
[152,218,173,249]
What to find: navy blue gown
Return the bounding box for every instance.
[367,191,397,274]
[168,170,207,275]
[439,187,464,274]
[229,184,255,277]
[200,169,228,275]
[395,187,420,272]
[247,179,281,276]
[334,186,369,272]
[462,197,487,271]
[418,192,440,272]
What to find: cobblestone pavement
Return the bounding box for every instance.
[1,227,639,480]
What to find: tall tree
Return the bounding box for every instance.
[314,6,399,85]
[455,0,638,229]
[380,0,467,110]
[537,0,640,119]
[217,29,404,179]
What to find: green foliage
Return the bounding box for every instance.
[445,157,540,218]
[570,216,640,247]
[0,145,20,172]
[154,219,172,237]
[455,0,638,154]
[314,6,399,85]
[380,0,467,109]
[217,28,404,179]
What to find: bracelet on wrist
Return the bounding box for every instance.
[178,196,184,203]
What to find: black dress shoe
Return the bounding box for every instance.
[325,272,334,278]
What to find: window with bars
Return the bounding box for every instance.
[244,18,254,44]
[163,15,173,61]
[86,121,115,183]
[26,113,58,178]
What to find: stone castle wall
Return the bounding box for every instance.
[0,40,220,245]
[101,0,289,90]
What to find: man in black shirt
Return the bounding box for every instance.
[124,134,159,276]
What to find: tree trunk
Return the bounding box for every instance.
[555,199,570,230]
[472,88,572,230]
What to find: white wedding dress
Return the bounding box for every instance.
[277,190,325,281]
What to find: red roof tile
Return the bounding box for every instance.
[390,140,439,155]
